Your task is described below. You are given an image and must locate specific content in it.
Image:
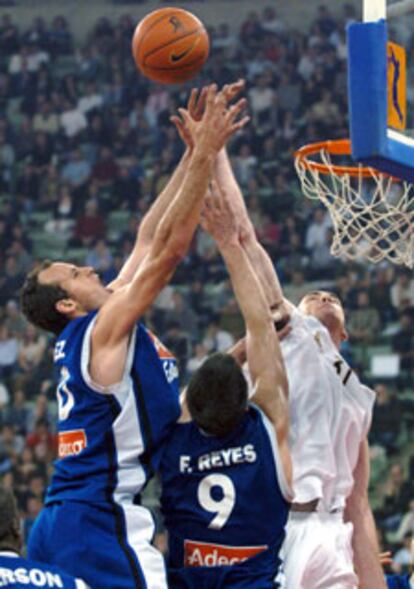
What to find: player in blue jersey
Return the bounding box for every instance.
[0,486,88,589]
[386,574,413,588]
[159,181,292,589]
[383,543,414,589]
[19,85,248,589]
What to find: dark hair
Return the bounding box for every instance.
[0,486,20,551]
[20,260,70,335]
[187,353,248,437]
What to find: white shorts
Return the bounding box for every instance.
[281,511,358,589]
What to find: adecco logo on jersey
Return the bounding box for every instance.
[58,429,87,458]
[184,540,267,567]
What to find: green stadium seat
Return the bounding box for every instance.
[26,211,54,228]
[54,55,79,77]
[32,232,68,260]
[64,247,89,265]
[107,210,131,240]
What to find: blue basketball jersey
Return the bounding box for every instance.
[47,310,180,504]
[0,553,87,588]
[387,574,412,589]
[160,405,291,582]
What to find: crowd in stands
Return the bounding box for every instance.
[0,1,414,573]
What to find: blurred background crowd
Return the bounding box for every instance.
[0,0,414,574]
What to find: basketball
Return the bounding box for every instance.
[132,8,210,84]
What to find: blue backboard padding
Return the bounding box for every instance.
[348,20,388,157]
[348,20,414,182]
[359,155,414,182]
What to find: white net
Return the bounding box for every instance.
[295,147,414,267]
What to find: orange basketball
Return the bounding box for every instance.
[132,8,209,84]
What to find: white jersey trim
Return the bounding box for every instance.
[81,314,148,499]
[115,502,168,587]
[80,315,137,400]
[111,357,147,501]
[112,380,147,504]
[254,405,294,502]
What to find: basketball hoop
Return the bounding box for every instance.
[294,139,414,268]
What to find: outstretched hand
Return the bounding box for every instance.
[170,86,207,150]
[221,79,245,103]
[171,80,247,152]
[195,84,249,154]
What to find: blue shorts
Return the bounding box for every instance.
[386,575,411,589]
[167,547,283,589]
[27,501,168,589]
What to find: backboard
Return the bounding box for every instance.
[348,0,414,181]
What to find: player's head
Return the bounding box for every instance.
[187,353,248,437]
[0,486,21,553]
[20,260,109,335]
[298,290,347,342]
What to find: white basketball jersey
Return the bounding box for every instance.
[245,309,374,508]
[280,310,336,504]
[300,312,375,511]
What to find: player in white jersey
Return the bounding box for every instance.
[210,142,385,588]
[278,294,381,589]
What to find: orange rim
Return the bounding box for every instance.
[295,139,375,178]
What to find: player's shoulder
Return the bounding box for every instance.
[54,310,98,357]
[287,307,323,337]
[282,307,325,355]
[160,420,197,459]
[247,403,263,423]
[248,403,279,434]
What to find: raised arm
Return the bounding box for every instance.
[171,80,289,316]
[214,147,293,319]
[109,149,192,290]
[201,182,291,485]
[345,439,387,589]
[109,89,207,290]
[90,86,248,385]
